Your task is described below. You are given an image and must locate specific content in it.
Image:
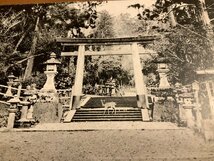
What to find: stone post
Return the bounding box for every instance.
[177,97,186,123]
[7,97,20,129]
[181,93,195,128]
[18,90,31,124]
[18,100,30,123]
[131,43,149,121]
[7,109,18,129]
[192,81,202,131]
[205,82,214,119]
[183,106,195,128]
[72,45,85,109]
[27,94,37,122]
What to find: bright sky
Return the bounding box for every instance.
[97,0,155,17]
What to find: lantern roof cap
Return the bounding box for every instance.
[44,52,61,65]
[153,57,169,63]
[8,73,16,79]
[7,97,20,103]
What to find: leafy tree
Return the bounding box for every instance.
[129,0,214,86]
[87,11,133,86]
[0,2,100,85]
[92,10,115,38]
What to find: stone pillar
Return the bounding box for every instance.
[7,109,18,129]
[72,45,85,109]
[27,94,37,121]
[178,104,186,123]
[18,101,30,122]
[183,106,195,128]
[7,97,20,129]
[205,82,214,119]
[192,81,202,131]
[131,43,149,121]
[131,43,147,108]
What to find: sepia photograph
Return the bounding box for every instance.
[0,0,214,160]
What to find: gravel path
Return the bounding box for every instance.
[0,129,214,161]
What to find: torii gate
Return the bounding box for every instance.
[56,36,159,121]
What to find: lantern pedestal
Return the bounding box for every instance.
[41,71,57,93]
[5,82,14,97]
[158,68,170,89]
[7,97,20,129]
[27,104,35,121]
[18,101,30,123]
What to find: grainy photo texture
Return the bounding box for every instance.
[0,0,214,161]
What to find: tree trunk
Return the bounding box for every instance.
[197,0,214,51]
[198,0,211,27]
[12,26,32,54]
[23,17,39,80]
[167,5,177,27]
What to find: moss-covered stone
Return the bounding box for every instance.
[0,103,9,127]
[153,100,179,124]
[33,102,63,123]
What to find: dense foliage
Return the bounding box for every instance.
[130,0,214,85]
[1,0,214,89]
[0,2,100,82]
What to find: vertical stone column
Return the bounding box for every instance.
[183,106,195,128]
[131,43,149,121]
[18,101,30,122]
[192,82,202,131]
[7,109,18,129]
[205,82,214,119]
[72,45,85,109]
[7,97,20,129]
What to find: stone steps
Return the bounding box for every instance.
[72,107,142,122]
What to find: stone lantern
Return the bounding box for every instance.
[41,52,61,93]
[179,92,195,128]
[7,97,20,128]
[5,73,16,97]
[154,57,171,89]
[18,89,31,123]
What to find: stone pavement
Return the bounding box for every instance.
[0,126,214,161]
[0,121,184,132]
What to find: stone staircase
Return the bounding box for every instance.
[72,107,142,122]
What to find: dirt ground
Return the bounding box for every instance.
[0,129,214,161]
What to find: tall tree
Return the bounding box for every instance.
[129,0,214,85]
[0,2,100,81]
[93,10,115,38]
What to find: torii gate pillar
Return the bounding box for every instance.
[72,45,85,109]
[132,43,150,120]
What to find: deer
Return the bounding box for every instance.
[100,99,117,114]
